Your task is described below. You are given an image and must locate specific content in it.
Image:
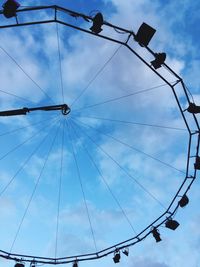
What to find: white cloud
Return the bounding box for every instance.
[0,1,199,267]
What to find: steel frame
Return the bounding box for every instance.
[0,5,199,265]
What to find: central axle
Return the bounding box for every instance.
[0,104,71,116]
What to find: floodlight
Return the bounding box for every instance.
[165,218,179,230]
[122,248,129,256]
[151,53,166,69]
[14,263,25,267]
[113,251,120,263]
[179,194,189,208]
[187,102,200,114]
[90,12,104,34]
[151,227,161,242]
[194,156,200,170]
[2,0,20,18]
[134,22,156,47]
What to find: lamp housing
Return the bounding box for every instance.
[179,194,189,208]
[194,156,200,170]
[14,263,25,267]
[90,12,103,34]
[2,0,20,18]
[152,227,161,242]
[151,53,166,69]
[134,22,156,47]
[187,102,200,114]
[165,219,179,230]
[113,251,120,263]
[122,248,129,256]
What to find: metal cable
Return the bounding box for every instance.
[56,23,65,103]
[72,120,167,210]
[70,121,137,235]
[55,119,65,257]
[0,88,35,104]
[0,116,60,162]
[73,117,186,175]
[0,115,60,137]
[70,44,123,108]
[72,115,187,132]
[0,116,61,197]
[72,83,170,112]
[67,120,98,252]
[0,46,55,104]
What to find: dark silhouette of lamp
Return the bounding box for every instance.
[90,12,104,34]
[2,0,20,18]
[187,102,200,114]
[134,22,156,47]
[151,227,161,242]
[151,53,166,69]
[72,261,78,267]
[165,218,179,230]
[179,194,189,208]
[113,250,120,263]
[14,263,25,267]
[122,248,129,256]
[194,156,200,170]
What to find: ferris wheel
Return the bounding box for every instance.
[0,1,199,267]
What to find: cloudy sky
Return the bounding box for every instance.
[0,0,199,267]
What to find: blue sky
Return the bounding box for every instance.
[0,0,199,267]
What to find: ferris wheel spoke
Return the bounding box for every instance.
[72,117,185,175]
[0,45,55,105]
[70,120,137,235]
[67,120,98,253]
[0,115,61,162]
[72,83,173,112]
[56,23,65,104]
[70,44,123,108]
[0,116,62,197]
[55,119,65,258]
[0,114,60,137]
[73,115,188,132]
[72,119,167,210]
[9,118,63,253]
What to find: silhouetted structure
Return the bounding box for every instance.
[151,53,166,69]
[152,227,162,242]
[187,102,200,114]
[134,22,156,47]
[2,0,20,18]
[14,263,25,267]
[179,194,189,208]
[194,156,200,170]
[165,218,180,230]
[113,250,120,263]
[90,12,104,34]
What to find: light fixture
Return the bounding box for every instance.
[113,250,120,263]
[194,156,200,170]
[187,102,200,114]
[2,0,20,18]
[90,12,104,34]
[14,263,25,267]
[151,227,161,242]
[134,22,156,47]
[122,248,129,256]
[179,194,189,208]
[72,261,78,267]
[165,218,179,230]
[151,53,166,69]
